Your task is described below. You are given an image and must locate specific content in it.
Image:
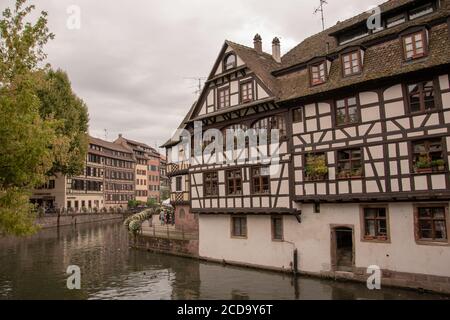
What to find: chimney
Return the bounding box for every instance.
[253,34,262,54]
[272,37,281,63]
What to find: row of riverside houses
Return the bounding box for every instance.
[162,0,450,294]
[31,135,165,213]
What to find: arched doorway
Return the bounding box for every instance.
[331,226,354,272]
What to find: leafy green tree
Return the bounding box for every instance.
[147,198,158,208]
[36,69,89,177]
[0,0,87,236]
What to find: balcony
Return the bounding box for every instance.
[167,161,190,177]
[170,192,190,205]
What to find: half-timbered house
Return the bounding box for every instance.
[164,0,450,293]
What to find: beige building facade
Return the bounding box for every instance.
[32,136,137,212]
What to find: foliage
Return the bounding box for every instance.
[433,159,445,168]
[0,1,87,236]
[416,155,432,169]
[128,220,141,233]
[305,154,328,181]
[128,200,139,209]
[146,198,158,208]
[160,188,170,201]
[35,69,89,176]
[0,188,38,236]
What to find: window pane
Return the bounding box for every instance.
[378,220,387,235]
[433,208,445,219]
[419,220,433,239]
[348,106,358,122]
[419,207,433,218]
[365,220,376,236]
[365,208,377,219]
[434,221,447,240]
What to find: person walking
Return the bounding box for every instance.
[160,210,165,226]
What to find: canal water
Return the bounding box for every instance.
[0,220,448,300]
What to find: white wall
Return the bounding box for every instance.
[200,202,450,277]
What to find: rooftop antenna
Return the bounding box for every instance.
[184,77,206,97]
[314,0,328,31]
[104,129,108,141]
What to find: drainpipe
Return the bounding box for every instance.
[283,240,298,276]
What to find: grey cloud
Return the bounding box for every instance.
[1,0,385,152]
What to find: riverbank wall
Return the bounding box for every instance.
[131,233,450,296]
[36,213,124,229]
[131,234,199,258]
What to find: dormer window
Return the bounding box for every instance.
[402,30,428,61]
[338,27,369,46]
[224,53,237,71]
[409,2,434,20]
[309,61,327,86]
[386,14,406,28]
[341,50,362,77]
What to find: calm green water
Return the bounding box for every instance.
[0,220,448,300]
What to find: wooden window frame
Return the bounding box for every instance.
[360,205,390,243]
[218,86,230,109]
[402,30,428,61]
[292,107,303,123]
[411,138,446,174]
[309,60,327,86]
[231,216,247,239]
[271,216,284,241]
[341,50,362,77]
[251,166,270,195]
[226,169,243,196]
[337,148,364,179]
[203,171,219,197]
[223,53,237,72]
[406,80,436,114]
[175,176,183,192]
[335,96,360,126]
[240,80,254,104]
[252,114,287,140]
[414,204,449,245]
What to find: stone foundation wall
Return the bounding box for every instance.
[36,213,123,229]
[132,234,199,258]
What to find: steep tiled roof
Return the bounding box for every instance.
[280,0,416,69]
[279,0,450,74]
[276,0,450,101]
[176,0,450,126]
[226,40,280,94]
[122,138,155,151]
[278,22,450,102]
[89,136,133,154]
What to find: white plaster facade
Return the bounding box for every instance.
[200,202,450,278]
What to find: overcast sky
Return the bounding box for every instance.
[1,0,386,151]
